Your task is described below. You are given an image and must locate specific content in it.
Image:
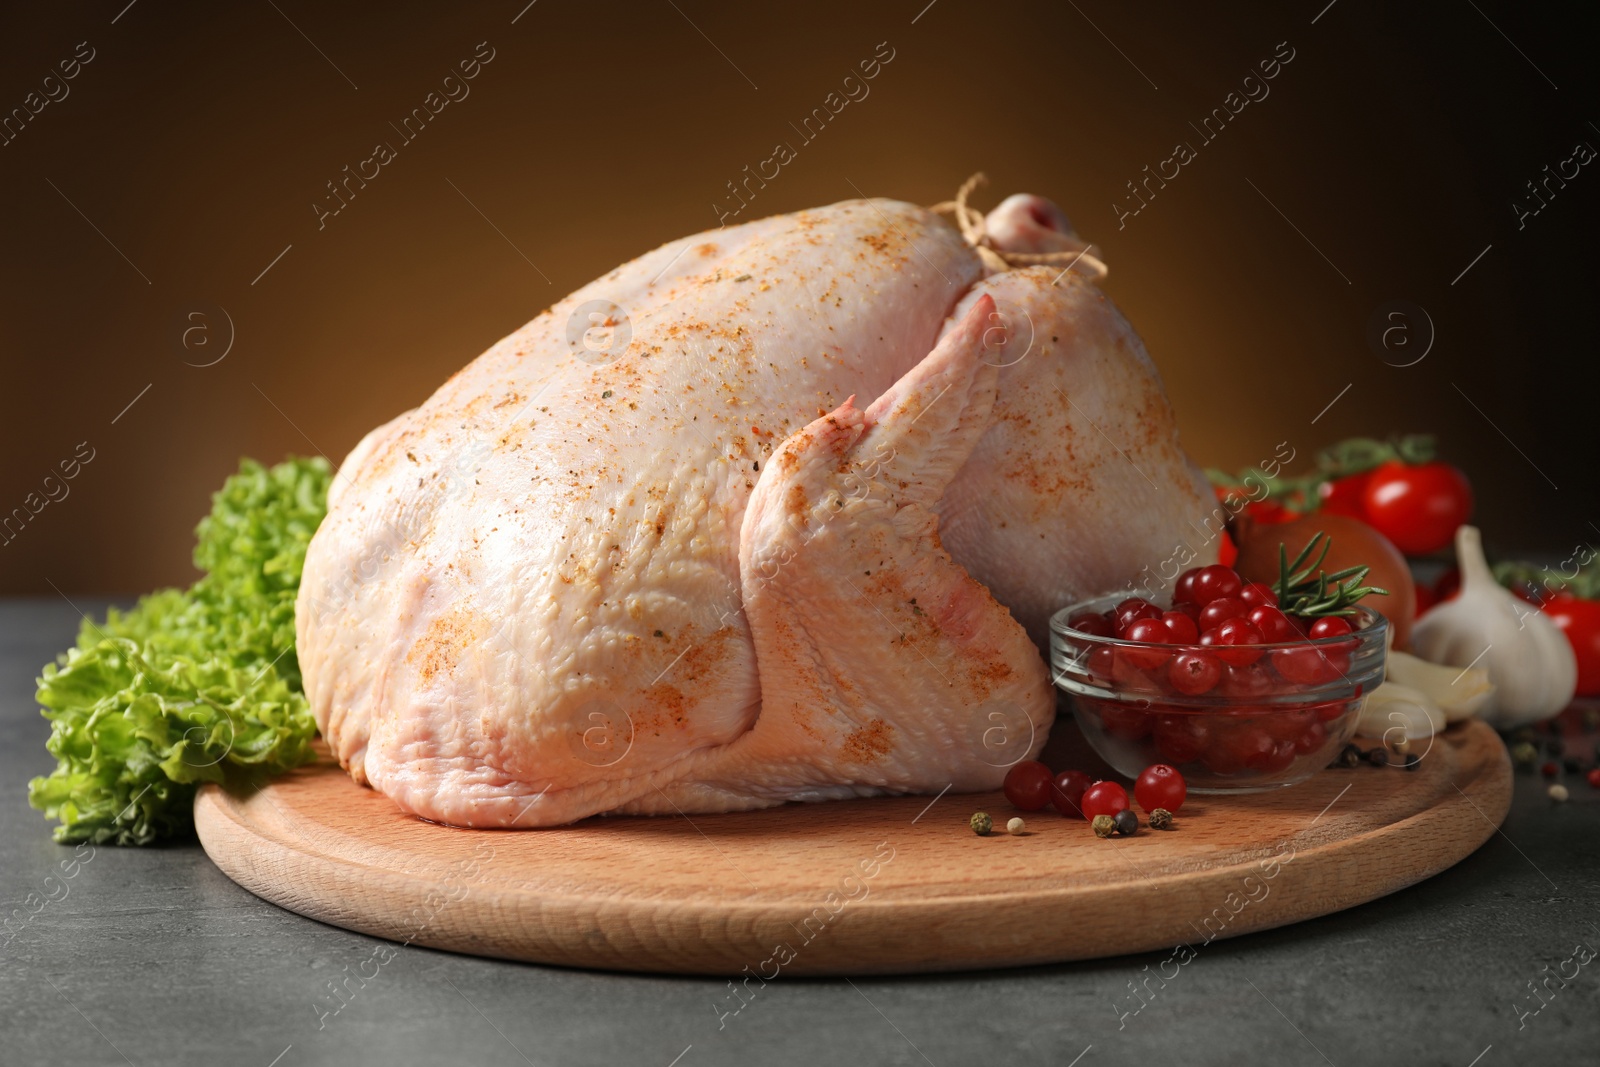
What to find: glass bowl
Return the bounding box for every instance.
[1048,594,1388,793]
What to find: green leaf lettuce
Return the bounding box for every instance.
[28,457,332,844]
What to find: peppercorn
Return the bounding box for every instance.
[1509,741,1539,768]
[1006,817,1026,836]
[1112,809,1139,836]
[1149,808,1174,830]
[1366,747,1390,768]
[1330,743,1362,769]
[970,811,993,836]
[1548,784,1570,803]
[1563,757,1584,775]
[1588,768,1600,790]
[1092,814,1116,838]
[1540,761,1559,778]
[1403,752,1420,772]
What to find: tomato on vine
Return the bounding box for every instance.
[1361,460,1473,555]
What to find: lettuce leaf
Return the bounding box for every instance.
[28,457,332,844]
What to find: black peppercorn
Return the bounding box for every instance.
[1113,809,1139,836]
[1403,752,1420,772]
[1564,757,1584,775]
[1366,747,1389,767]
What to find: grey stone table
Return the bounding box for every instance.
[2,599,1596,1067]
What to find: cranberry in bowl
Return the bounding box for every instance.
[1048,577,1387,793]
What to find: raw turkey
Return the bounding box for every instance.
[295,188,1215,827]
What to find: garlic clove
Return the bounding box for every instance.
[1356,681,1445,741]
[1386,649,1494,722]
[1410,526,1577,730]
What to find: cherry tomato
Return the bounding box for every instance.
[1212,618,1266,665]
[1134,763,1187,813]
[1067,610,1115,637]
[1309,616,1354,639]
[1541,593,1600,697]
[1169,650,1223,695]
[1238,582,1278,609]
[1191,565,1243,606]
[1051,769,1094,817]
[1003,760,1054,811]
[1318,471,1372,519]
[1361,460,1473,556]
[1160,611,1200,644]
[1587,767,1600,790]
[1248,605,1299,643]
[1080,780,1130,822]
[1198,597,1248,632]
[1174,567,1203,605]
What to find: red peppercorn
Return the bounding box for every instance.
[1540,761,1559,778]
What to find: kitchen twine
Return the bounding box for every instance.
[929,173,1109,282]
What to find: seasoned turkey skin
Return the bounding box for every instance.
[295,194,1213,826]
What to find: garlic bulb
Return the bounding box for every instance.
[1386,649,1494,722]
[1410,525,1576,729]
[1356,681,1444,741]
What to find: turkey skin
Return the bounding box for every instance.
[295,192,1214,826]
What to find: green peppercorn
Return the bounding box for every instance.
[1509,741,1539,768]
[969,811,993,836]
[1330,743,1362,770]
[1113,809,1139,836]
[1092,814,1116,838]
[1149,808,1174,830]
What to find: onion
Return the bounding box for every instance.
[1233,512,1416,647]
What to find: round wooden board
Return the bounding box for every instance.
[195,720,1510,976]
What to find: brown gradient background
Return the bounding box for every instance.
[1,1,1594,595]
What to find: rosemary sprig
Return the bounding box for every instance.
[1275,532,1390,618]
